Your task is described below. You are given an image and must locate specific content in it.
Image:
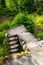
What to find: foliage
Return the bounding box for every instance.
[0,20,11,31]
[0,39,8,57]
[1,0,5,8]
[12,13,36,34]
[37,32,43,40]
[0,20,11,58]
[0,30,8,57]
[35,15,43,39]
[0,0,3,9]
[36,15,43,28]
[20,51,27,56]
[36,0,43,15]
[0,0,6,16]
[39,0,43,4]
[0,30,5,43]
[0,0,43,16]
[37,8,43,15]
[5,0,18,12]
[5,0,36,14]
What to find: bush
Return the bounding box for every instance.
[1,0,5,8]
[36,15,43,28]
[36,15,43,39]
[12,13,35,34]
[5,0,18,12]
[5,0,36,14]
[37,8,43,15]
[0,20,11,31]
[20,0,36,13]
[0,20,11,58]
[0,0,3,10]
[37,32,43,40]
[0,39,8,57]
[0,30,8,58]
[0,0,6,16]
[0,31,5,45]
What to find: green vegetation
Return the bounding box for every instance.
[37,8,43,15]
[36,15,43,28]
[12,13,36,34]
[0,20,11,31]
[0,0,43,16]
[20,51,27,56]
[35,15,43,39]
[5,0,36,13]
[0,30,8,58]
[37,32,43,40]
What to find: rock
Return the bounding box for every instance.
[9,44,19,49]
[5,25,43,65]
[4,55,34,65]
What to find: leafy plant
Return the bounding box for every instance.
[0,20,11,31]
[37,32,43,40]
[20,51,27,56]
[5,0,36,14]
[0,30,8,58]
[36,15,43,28]
[0,20,11,58]
[12,13,36,34]
[37,8,43,15]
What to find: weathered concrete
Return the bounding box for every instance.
[5,25,43,65]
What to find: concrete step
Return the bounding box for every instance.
[8,41,18,45]
[9,49,19,53]
[8,39,18,42]
[8,37,18,41]
[7,34,18,38]
[9,44,19,49]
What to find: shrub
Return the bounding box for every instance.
[37,8,43,15]
[0,0,2,7]
[0,30,6,45]
[20,0,36,13]
[36,15,43,28]
[1,0,5,8]
[37,32,43,40]
[12,13,35,34]
[0,20,11,31]
[0,31,5,44]
[0,30,8,57]
[5,0,36,14]
[5,0,18,12]
[0,0,3,10]
[0,39,8,57]
[0,0,6,16]
[0,20,11,57]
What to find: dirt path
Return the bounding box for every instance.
[0,16,14,23]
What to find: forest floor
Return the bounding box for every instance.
[0,16,14,23]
